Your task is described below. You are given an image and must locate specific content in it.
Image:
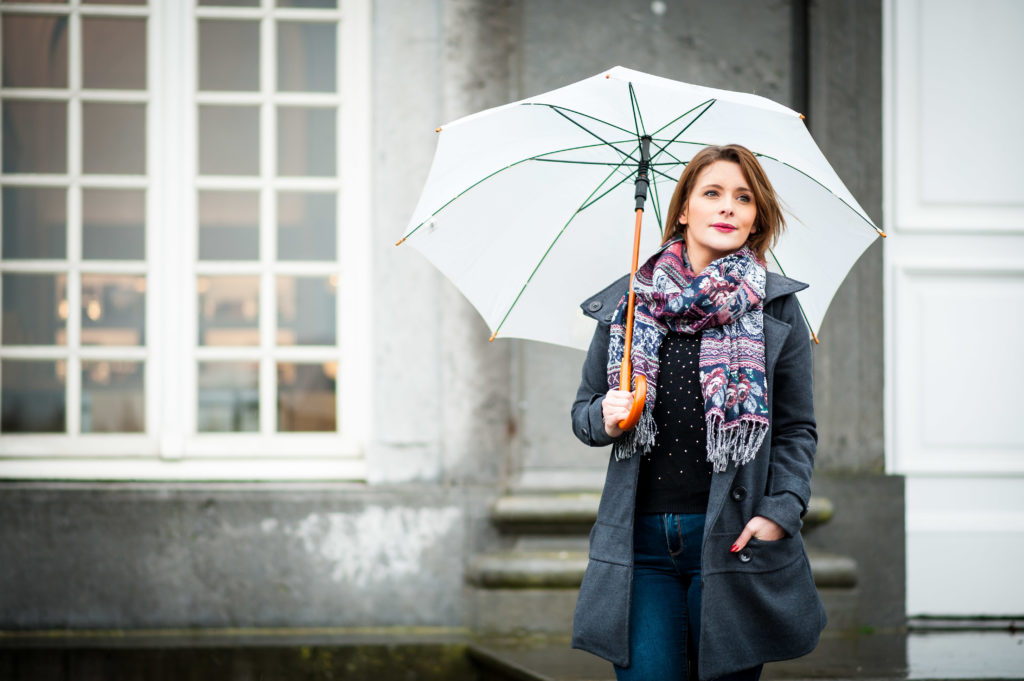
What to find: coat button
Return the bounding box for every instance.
[604,313,614,322]
[738,548,752,563]
[587,300,603,312]
[731,486,747,502]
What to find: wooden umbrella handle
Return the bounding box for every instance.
[618,375,647,431]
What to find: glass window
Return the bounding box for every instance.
[198,106,260,176]
[277,22,336,92]
[82,17,147,90]
[82,189,146,260]
[277,362,336,432]
[82,361,144,433]
[1,360,65,433]
[2,187,67,260]
[1,14,68,88]
[2,101,67,174]
[1,273,67,346]
[82,102,146,175]
[198,191,259,261]
[198,361,259,432]
[276,275,336,346]
[198,20,259,92]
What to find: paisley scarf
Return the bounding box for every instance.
[606,238,769,472]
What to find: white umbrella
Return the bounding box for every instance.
[399,66,883,351]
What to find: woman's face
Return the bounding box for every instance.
[679,160,756,271]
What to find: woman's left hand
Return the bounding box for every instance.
[730,516,785,553]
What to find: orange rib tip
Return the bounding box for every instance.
[394,237,406,246]
[435,127,442,133]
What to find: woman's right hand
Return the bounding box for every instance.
[602,389,635,438]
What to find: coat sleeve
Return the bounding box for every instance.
[754,293,818,537]
[570,321,622,448]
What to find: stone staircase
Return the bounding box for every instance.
[467,490,857,637]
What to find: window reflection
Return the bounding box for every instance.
[198,106,260,176]
[277,22,335,93]
[197,275,259,346]
[1,273,67,345]
[276,275,336,346]
[277,192,335,261]
[2,186,66,259]
[82,360,144,432]
[82,102,146,175]
[198,19,259,92]
[198,191,259,261]
[277,106,335,177]
[198,361,258,432]
[1,14,68,88]
[1,359,65,433]
[81,274,146,346]
[82,17,147,90]
[2,101,67,174]
[277,362,335,432]
[82,189,145,260]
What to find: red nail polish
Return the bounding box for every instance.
[730,544,739,553]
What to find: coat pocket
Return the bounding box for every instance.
[588,521,632,566]
[702,531,804,576]
[572,557,631,668]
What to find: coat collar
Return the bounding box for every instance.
[579,271,807,323]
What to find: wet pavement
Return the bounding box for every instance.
[0,628,1019,680]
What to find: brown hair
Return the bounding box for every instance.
[661,144,785,261]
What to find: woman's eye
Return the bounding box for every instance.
[737,195,752,203]
[704,190,719,198]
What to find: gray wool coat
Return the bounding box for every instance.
[570,271,826,680]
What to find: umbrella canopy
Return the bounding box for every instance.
[400,66,882,350]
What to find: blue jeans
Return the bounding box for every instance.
[613,513,763,681]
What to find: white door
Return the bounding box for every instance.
[885,0,1024,615]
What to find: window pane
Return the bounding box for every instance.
[82,102,146,175]
[197,361,258,432]
[1,273,66,345]
[198,275,259,346]
[277,22,335,93]
[1,359,65,433]
[83,0,146,4]
[82,360,143,432]
[81,274,145,346]
[82,189,145,260]
[1,14,68,88]
[277,0,337,7]
[277,192,335,261]
[277,275,335,346]
[198,20,259,92]
[277,362,335,432]
[2,101,67,174]
[277,107,335,176]
[198,190,258,261]
[198,106,259,176]
[82,17,146,90]
[2,186,66,259]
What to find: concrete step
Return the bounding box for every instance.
[491,493,834,534]
[467,548,856,590]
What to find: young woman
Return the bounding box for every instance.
[570,144,825,680]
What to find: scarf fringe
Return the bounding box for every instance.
[612,386,658,461]
[705,414,769,473]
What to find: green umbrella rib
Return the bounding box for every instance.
[490,155,638,340]
[767,247,816,336]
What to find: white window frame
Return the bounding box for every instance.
[0,0,371,480]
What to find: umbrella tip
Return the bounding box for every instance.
[488,331,497,342]
[605,74,610,79]
[435,126,442,133]
[811,330,820,345]
[879,229,888,238]
[395,236,407,246]
[799,113,806,120]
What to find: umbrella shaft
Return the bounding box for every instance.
[620,206,644,391]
